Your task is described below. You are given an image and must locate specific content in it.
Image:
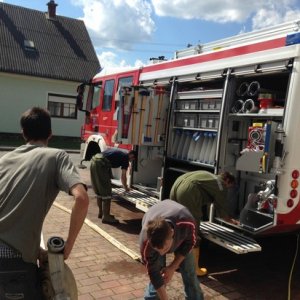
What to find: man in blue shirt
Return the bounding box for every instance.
[90,148,135,224]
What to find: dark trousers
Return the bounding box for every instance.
[0,258,43,300]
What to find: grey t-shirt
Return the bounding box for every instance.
[0,144,84,263]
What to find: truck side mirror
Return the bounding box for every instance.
[76,83,85,110]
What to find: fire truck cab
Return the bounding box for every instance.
[77,19,300,253]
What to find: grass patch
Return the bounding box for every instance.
[48,137,81,150]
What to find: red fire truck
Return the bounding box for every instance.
[76,19,300,253]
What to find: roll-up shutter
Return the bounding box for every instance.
[140,77,174,87]
[232,59,293,76]
[177,69,227,83]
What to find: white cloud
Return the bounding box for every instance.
[151,0,300,29]
[71,0,155,50]
[251,2,300,30]
[151,0,260,22]
[71,0,300,69]
[97,51,144,73]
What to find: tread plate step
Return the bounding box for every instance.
[200,221,261,254]
[112,187,159,212]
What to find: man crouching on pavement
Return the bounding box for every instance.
[139,199,204,300]
[0,107,89,299]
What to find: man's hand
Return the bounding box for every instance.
[121,169,129,192]
[161,265,176,285]
[226,217,240,225]
[230,218,240,225]
[223,216,240,226]
[38,247,48,267]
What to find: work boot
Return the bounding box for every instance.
[96,197,103,219]
[102,199,119,224]
[192,247,207,276]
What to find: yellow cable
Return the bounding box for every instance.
[262,155,266,173]
[288,233,299,300]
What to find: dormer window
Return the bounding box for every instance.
[24,39,36,51]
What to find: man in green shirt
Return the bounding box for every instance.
[170,170,237,276]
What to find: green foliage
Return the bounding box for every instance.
[0,133,81,150]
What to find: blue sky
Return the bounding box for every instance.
[2,0,300,73]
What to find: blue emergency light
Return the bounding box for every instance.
[286,32,300,45]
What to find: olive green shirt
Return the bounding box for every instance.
[170,171,230,225]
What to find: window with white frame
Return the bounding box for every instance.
[48,93,77,119]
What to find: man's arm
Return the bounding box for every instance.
[121,169,130,192]
[162,253,185,285]
[140,239,166,295]
[175,221,197,257]
[214,195,239,224]
[64,183,89,259]
[156,285,168,300]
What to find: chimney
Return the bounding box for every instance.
[47,0,58,19]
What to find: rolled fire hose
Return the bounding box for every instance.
[243,98,256,113]
[231,99,244,113]
[47,237,78,300]
[236,82,249,97]
[247,81,260,97]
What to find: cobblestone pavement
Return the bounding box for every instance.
[0,147,298,299]
[41,163,300,300]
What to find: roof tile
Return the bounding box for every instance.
[0,3,100,82]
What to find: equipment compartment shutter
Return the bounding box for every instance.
[140,77,172,87]
[177,69,225,83]
[232,59,293,76]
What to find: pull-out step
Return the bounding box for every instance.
[112,187,159,212]
[200,222,261,254]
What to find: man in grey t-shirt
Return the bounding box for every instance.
[0,107,89,299]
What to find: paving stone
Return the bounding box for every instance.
[41,164,300,300]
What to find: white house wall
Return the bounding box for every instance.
[0,72,84,137]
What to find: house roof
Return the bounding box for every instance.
[0,2,101,82]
